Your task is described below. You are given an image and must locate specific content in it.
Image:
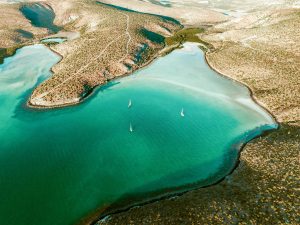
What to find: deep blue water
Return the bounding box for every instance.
[20,3,61,33]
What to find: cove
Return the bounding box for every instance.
[20,3,61,33]
[0,43,277,225]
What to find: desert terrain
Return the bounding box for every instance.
[28,0,181,107]
[1,0,182,107]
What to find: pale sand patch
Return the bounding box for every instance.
[98,0,228,26]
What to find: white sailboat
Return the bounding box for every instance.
[129,123,133,132]
[181,108,185,117]
[128,99,132,108]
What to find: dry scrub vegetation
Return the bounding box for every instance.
[0,4,47,48]
[29,0,181,107]
[0,3,48,63]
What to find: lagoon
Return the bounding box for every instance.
[0,43,276,225]
[20,3,61,33]
[41,37,67,44]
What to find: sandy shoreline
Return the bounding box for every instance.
[21,38,279,224]
[22,35,282,224]
[74,44,279,225]
[26,42,173,109]
[98,7,299,224]
[26,0,181,108]
[204,52,278,124]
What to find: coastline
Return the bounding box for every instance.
[76,43,279,225]
[26,42,176,110]
[81,127,278,225]
[84,126,277,225]
[0,44,27,65]
[26,0,183,109]
[204,50,278,125]
[98,10,300,221]
[21,40,279,224]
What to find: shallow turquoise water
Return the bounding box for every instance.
[41,38,67,44]
[0,43,276,225]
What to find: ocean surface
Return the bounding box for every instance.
[0,43,276,225]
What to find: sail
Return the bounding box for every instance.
[129,123,133,132]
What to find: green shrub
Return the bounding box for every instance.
[165,28,205,45]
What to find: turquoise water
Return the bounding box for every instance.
[0,43,276,225]
[41,37,67,44]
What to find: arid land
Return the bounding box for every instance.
[28,0,183,107]
[0,0,183,107]
[0,0,227,108]
[0,3,49,63]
